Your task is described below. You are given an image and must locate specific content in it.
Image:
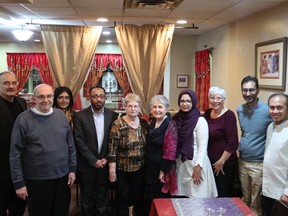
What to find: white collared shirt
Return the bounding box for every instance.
[92,108,105,154]
[262,119,288,199]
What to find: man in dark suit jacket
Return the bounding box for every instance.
[0,71,27,215]
[73,85,118,216]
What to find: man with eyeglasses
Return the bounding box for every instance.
[9,84,76,215]
[237,76,272,215]
[0,71,27,215]
[73,85,118,216]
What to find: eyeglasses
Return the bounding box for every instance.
[90,94,106,99]
[0,81,19,86]
[180,99,192,104]
[242,88,256,93]
[57,96,70,100]
[209,96,224,102]
[126,105,139,109]
[36,94,54,100]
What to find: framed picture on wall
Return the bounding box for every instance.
[255,37,287,90]
[177,75,189,88]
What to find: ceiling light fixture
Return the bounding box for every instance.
[97,18,108,22]
[177,20,187,24]
[12,28,33,41]
[102,31,111,35]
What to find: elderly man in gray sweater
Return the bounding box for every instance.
[10,84,76,216]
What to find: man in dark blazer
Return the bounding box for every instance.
[0,71,27,215]
[73,85,118,216]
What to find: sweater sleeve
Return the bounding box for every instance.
[223,110,239,153]
[10,116,26,189]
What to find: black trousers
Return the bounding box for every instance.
[25,175,70,216]
[262,195,275,216]
[214,163,236,197]
[0,180,26,216]
[78,167,110,216]
[115,168,145,216]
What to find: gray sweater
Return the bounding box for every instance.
[10,108,77,189]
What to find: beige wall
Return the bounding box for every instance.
[199,2,288,114]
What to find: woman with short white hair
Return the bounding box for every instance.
[203,86,239,197]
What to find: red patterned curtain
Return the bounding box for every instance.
[7,53,34,93]
[83,54,132,97]
[33,53,54,88]
[195,49,211,112]
[109,54,132,96]
[7,53,54,92]
[83,54,109,97]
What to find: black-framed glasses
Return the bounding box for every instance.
[57,96,70,100]
[180,99,192,104]
[90,94,106,99]
[241,88,256,93]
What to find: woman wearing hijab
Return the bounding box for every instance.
[173,89,217,198]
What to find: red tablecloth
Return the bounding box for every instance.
[149,197,255,216]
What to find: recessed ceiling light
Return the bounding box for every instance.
[102,31,110,35]
[97,18,108,22]
[177,20,187,24]
[34,39,41,42]
[106,40,112,43]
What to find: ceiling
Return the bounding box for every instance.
[0,0,287,43]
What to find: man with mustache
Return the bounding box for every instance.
[0,71,27,216]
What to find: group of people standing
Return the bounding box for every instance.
[0,70,287,216]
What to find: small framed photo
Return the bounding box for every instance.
[255,37,287,90]
[177,75,189,88]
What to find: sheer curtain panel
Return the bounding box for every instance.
[115,24,174,114]
[40,25,102,99]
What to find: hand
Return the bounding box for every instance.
[280,194,288,206]
[213,160,225,176]
[109,172,117,183]
[16,187,28,200]
[68,172,76,188]
[100,158,108,166]
[95,160,104,168]
[159,171,165,183]
[192,165,203,185]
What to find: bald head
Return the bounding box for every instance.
[33,84,54,113]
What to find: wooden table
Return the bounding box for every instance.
[149,197,255,216]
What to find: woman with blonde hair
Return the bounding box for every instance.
[108,93,147,216]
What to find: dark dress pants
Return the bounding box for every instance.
[78,167,110,216]
[214,163,236,197]
[25,175,70,216]
[0,180,26,216]
[262,195,275,216]
[116,168,145,216]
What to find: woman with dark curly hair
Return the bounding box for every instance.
[53,86,75,127]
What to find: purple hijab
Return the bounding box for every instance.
[173,90,200,161]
